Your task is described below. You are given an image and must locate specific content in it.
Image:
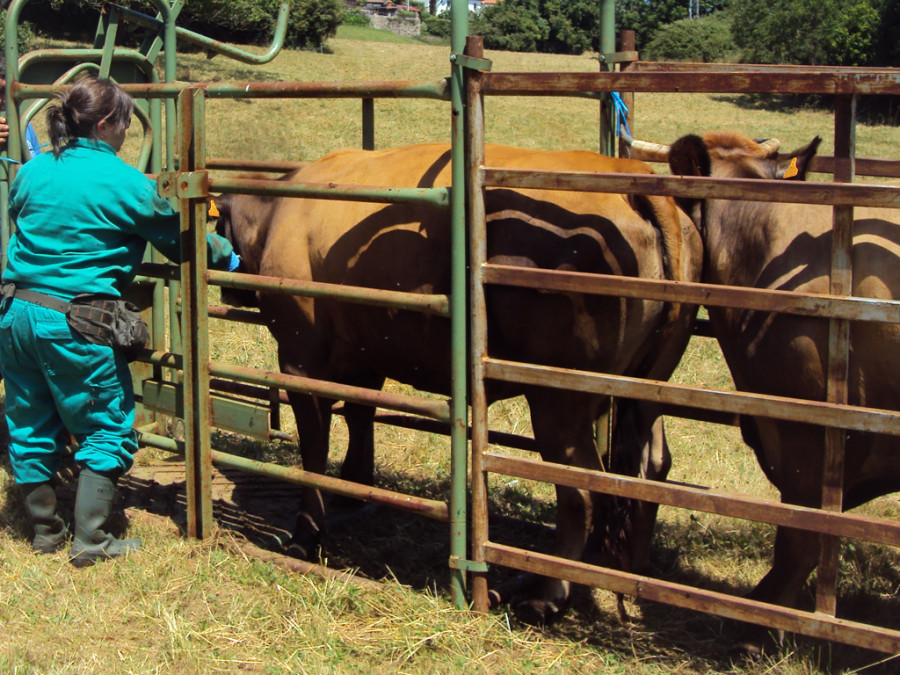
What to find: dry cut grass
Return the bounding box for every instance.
[3,27,900,675]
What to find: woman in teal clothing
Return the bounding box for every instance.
[0,75,238,566]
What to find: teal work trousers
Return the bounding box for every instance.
[0,298,137,484]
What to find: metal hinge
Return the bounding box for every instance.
[157,170,209,199]
[448,555,489,573]
[450,52,493,72]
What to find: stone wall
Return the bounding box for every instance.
[369,14,421,38]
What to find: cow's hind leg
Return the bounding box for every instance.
[337,373,385,488]
[734,524,820,657]
[331,374,385,514]
[605,400,671,574]
[286,389,333,560]
[512,389,606,625]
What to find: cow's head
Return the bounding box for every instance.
[668,132,820,181]
[207,193,260,308]
[665,132,821,236]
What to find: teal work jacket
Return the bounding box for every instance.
[5,137,233,300]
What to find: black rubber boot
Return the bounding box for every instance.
[20,482,69,553]
[69,468,141,568]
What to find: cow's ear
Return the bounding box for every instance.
[775,136,821,181]
[668,135,709,216]
[668,134,710,178]
[207,195,227,220]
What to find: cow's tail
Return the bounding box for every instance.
[629,193,684,285]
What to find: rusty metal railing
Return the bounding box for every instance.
[464,43,900,653]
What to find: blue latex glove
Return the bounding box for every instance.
[227,251,241,272]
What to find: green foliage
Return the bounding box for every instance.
[875,0,900,65]
[16,0,344,51]
[644,12,735,63]
[343,9,372,27]
[470,0,549,53]
[730,0,888,67]
[178,0,345,50]
[617,0,729,50]
[421,12,452,38]
[0,10,39,57]
[829,1,880,66]
[471,0,601,55]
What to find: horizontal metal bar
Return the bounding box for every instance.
[599,51,639,65]
[482,358,900,436]
[630,61,900,76]
[207,157,304,173]
[210,361,451,423]
[483,71,900,96]
[139,262,179,281]
[480,168,900,208]
[137,430,449,521]
[139,350,451,423]
[483,542,900,654]
[138,263,450,318]
[636,153,900,180]
[809,156,900,179]
[210,176,451,208]
[483,453,900,548]
[482,264,900,324]
[207,304,267,326]
[208,269,451,317]
[16,80,452,101]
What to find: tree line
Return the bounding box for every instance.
[462,0,899,66]
[5,0,345,53]
[4,0,899,68]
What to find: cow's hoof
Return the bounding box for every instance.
[513,598,564,626]
[283,536,321,561]
[724,640,764,666]
[487,573,541,609]
[726,624,782,662]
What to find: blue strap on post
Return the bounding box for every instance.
[610,92,630,138]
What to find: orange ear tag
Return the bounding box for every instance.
[783,156,799,179]
[208,199,220,218]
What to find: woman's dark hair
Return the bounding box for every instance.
[46,75,133,157]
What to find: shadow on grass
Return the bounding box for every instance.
[712,93,900,126]
[4,413,895,673]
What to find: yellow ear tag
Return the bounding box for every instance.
[208,199,220,218]
[783,156,799,179]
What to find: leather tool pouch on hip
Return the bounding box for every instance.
[66,295,150,362]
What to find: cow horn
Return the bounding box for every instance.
[620,130,670,162]
[757,138,781,155]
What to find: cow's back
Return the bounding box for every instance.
[259,143,688,394]
[705,198,900,501]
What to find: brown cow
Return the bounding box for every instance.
[667,131,900,651]
[213,142,702,623]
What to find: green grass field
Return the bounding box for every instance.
[1,26,899,675]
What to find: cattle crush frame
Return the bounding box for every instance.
[3,0,900,657]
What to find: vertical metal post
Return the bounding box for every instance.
[598,0,616,156]
[816,94,856,615]
[616,29,636,159]
[177,88,214,539]
[465,35,490,614]
[448,0,470,610]
[97,5,120,80]
[362,98,375,150]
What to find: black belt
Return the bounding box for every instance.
[1,284,71,313]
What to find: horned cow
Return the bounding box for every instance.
[668,131,900,651]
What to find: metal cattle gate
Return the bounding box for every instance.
[3,0,900,656]
[464,44,900,653]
